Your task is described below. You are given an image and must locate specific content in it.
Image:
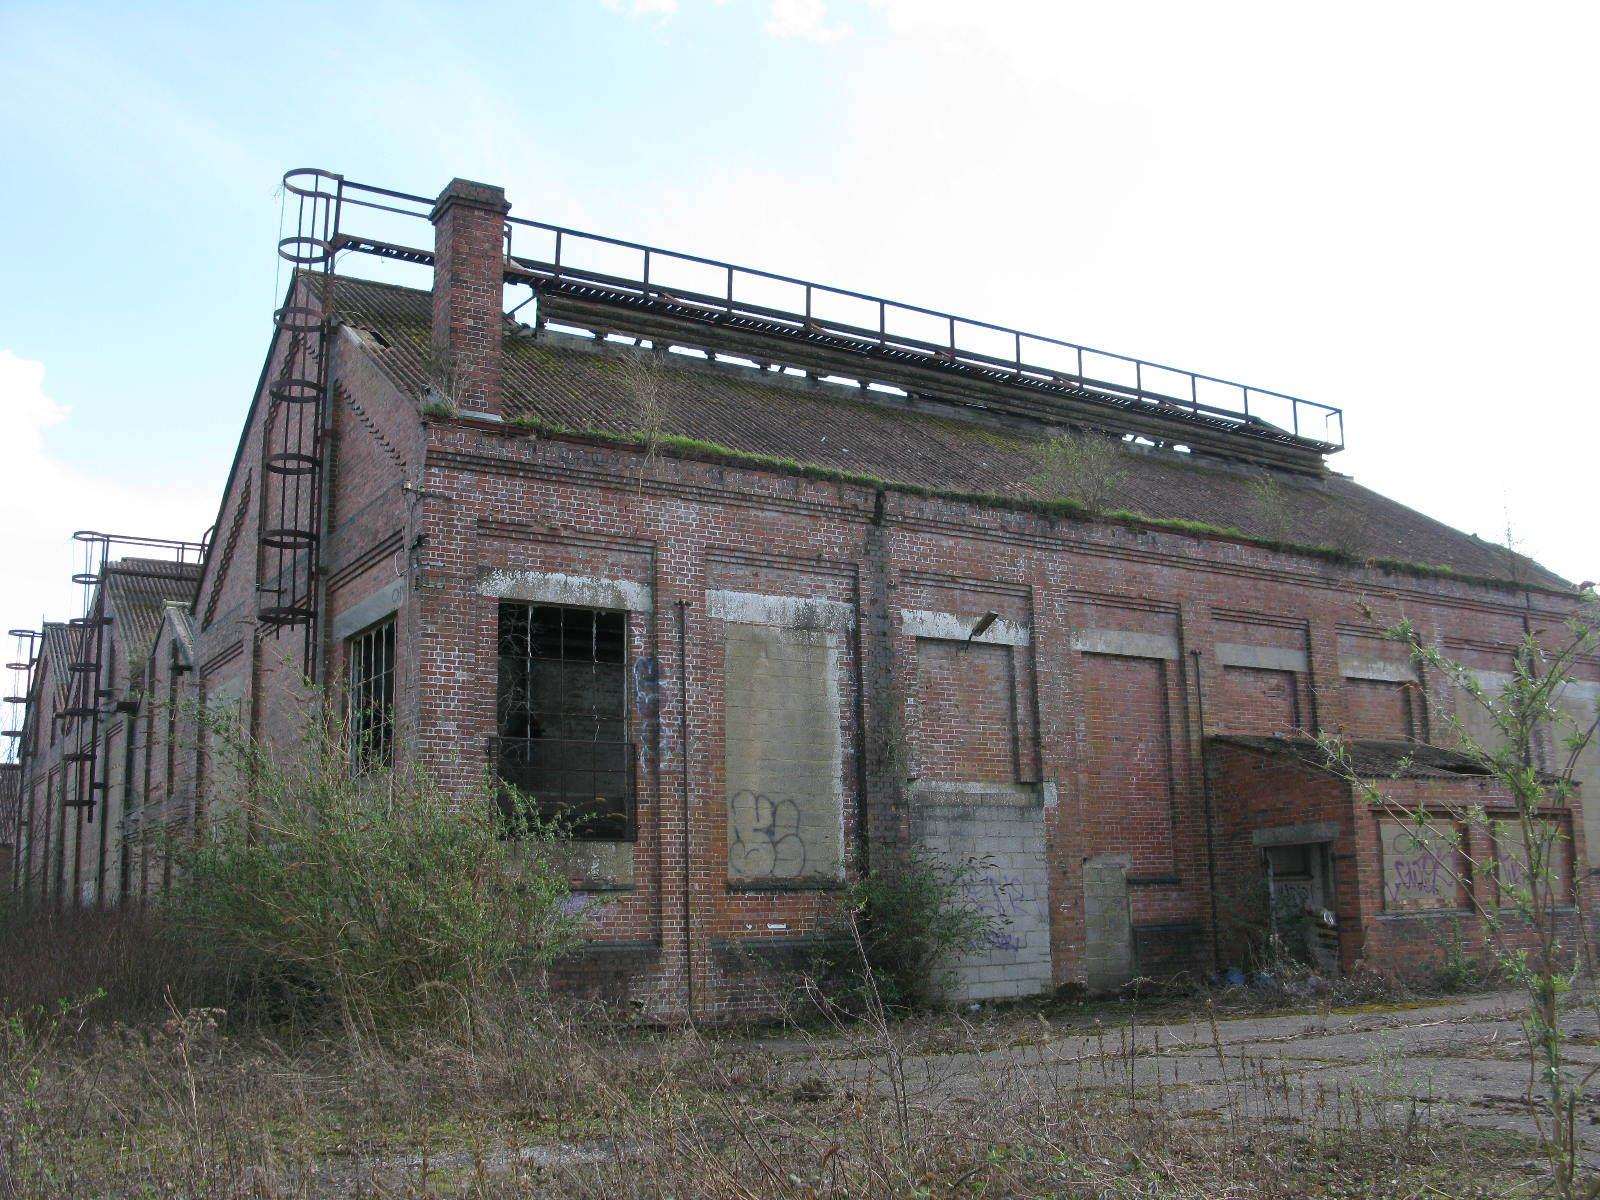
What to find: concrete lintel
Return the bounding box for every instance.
[478,569,651,613]
[900,607,1030,646]
[909,780,1042,806]
[1252,820,1342,848]
[330,578,406,643]
[1072,628,1178,660]
[1217,642,1308,673]
[708,589,852,631]
[1341,657,1418,683]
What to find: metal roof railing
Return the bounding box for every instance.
[285,168,1344,452]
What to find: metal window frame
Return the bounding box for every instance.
[492,601,635,842]
[344,617,395,772]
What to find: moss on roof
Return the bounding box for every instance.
[326,273,1570,593]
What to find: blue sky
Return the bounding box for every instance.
[2,0,1596,659]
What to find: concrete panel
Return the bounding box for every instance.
[1456,670,1513,754]
[1553,681,1600,869]
[910,780,1038,804]
[709,589,852,632]
[548,839,635,890]
[1340,657,1418,683]
[1071,629,1178,660]
[1217,643,1308,673]
[477,569,650,613]
[1083,854,1134,993]
[899,608,1030,646]
[724,625,844,882]
[1253,820,1343,848]
[1379,820,1467,912]
[331,578,406,642]
[1490,818,1573,906]
[912,792,1051,1003]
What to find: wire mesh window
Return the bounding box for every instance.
[494,602,632,840]
[345,619,395,772]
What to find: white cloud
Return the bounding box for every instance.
[765,0,851,42]
[625,2,1598,585]
[599,0,680,16]
[0,350,214,705]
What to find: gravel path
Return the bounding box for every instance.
[776,990,1600,1158]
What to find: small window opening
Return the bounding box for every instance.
[345,619,395,772]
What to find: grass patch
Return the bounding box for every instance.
[480,413,1555,594]
[0,987,1554,1198]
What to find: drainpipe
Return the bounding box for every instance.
[119,707,137,905]
[1190,649,1222,975]
[676,599,694,1024]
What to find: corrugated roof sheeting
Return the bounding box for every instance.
[1214,734,1495,780]
[103,558,203,678]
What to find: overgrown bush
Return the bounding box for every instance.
[166,713,582,1035]
[805,850,1001,1015]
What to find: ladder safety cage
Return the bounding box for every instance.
[262,169,343,675]
[62,533,206,822]
[293,168,1344,454]
[5,627,40,895]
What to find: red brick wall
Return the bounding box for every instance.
[1215,666,1304,734]
[1344,678,1417,740]
[49,305,1594,1013]
[913,639,1016,783]
[1080,652,1179,879]
[1207,742,1360,970]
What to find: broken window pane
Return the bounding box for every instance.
[494,602,633,841]
[346,619,395,773]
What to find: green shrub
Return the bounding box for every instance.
[168,714,581,1035]
[806,850,1001,1015]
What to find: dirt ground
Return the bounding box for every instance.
[767,989,1600,1162]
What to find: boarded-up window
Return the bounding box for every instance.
[913,639,1017,783]
[1217,666,1301,735]
[1345,678,1417,741]
[725,625,843,882]
[1379,819,1468,912]
[1552,684,1600,870]
[1492,818,1574,908]
[1082,653,1177,872]
[1455,670,1512,754]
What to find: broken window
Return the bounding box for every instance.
[1263,844,1313,880]
[494,602,632,840]
[345,619,395,772]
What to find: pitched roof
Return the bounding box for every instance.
[327,274,1567,589]
[38,622,72,708]
[161,602,198,670]
[103,558,203,679]
[1213,734,1497,780]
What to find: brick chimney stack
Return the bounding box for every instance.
[429,178,511,417]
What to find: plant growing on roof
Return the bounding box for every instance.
[1026,428,1129,514]
[1246,472,1296,544]
[1314,590,1600,1199]
[618,343,670,468]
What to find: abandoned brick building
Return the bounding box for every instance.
[6,170,1597,1017]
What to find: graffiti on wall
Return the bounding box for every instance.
[960,869,1028,951]
[1380,820,1464,912]
[728,791,810,878]
[724,624,844,883]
